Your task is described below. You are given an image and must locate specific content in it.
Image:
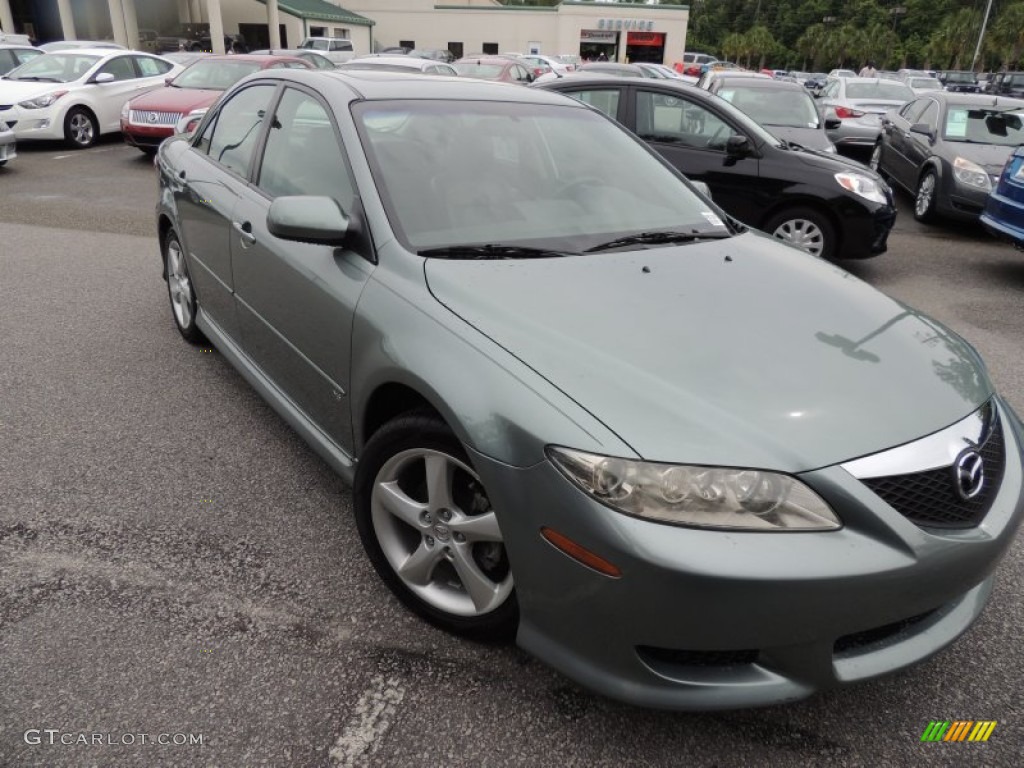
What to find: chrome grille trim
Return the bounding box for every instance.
[129,110,181,126]
[841,402,993,479]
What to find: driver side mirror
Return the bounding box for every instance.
[691,180,712,200]
[267,196,349,245]
[725,135,754,159]
[92,72,115,84]
[909,122,935,141]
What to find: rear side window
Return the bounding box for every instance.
[330,40,352,52]
[134,55,173,77]
[204,84,277,179]
[565,89,621,121]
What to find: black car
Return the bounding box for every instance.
[985,72,1024,98]
[537,76,895,260]
[871,92,1024,222]
[706,76,841,153]
[938,71,981,93]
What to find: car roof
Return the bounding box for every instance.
[0,43,39,50]
[345,56,435,67]
[455,57,514,65]
[713,77,805,91]
[923,92,1024,106]
[235,68,578,104]
[540,74,713,94]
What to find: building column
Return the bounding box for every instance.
[122,0,139,50]
[0,0,15,36]
[56,0,76,40]
[267,0,281,50]
[106,0,128,47]
[85,0,102,39]
[206,0,225,54]
[176,0,191,24]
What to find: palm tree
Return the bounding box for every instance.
[988,2,1024,69]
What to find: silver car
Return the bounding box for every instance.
[0,121,15,166]
[156,69,1024,711]
[818,77,914,149]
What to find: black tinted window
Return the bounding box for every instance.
[206,84,276,178]
[98,56,136,81]
[258,87,355,208]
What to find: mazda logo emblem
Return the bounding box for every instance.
[953,449,985,500]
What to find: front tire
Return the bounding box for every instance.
[64,107,98,149]
[354,411,517,641]
[764,206,837,260]
[914,169,938,223]
[163,229,204,344]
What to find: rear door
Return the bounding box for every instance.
[627,84,764,224]
[230,84,373,451]
[174,82,278,340]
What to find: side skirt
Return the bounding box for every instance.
[196,307,357,486]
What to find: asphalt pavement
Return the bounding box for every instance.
[1,139,1023,767]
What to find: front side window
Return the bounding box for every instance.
[258,87,355,207]
[636,90,738,149]
[97,56,136,81]
[354,99,728,251]
[917,101,939,130]
[204,84,276,178]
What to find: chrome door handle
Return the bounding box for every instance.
[233,221,256,247]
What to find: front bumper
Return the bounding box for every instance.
[833,197,896,259]
[936,172,999,221]
[121,119,175,149]
[981,194,1024,248]
[473,399,1024,710]
[828,118,883,147]
[2,102,66,142]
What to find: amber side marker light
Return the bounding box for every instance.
[540,527,622,578]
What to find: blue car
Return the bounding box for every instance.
[981,145,1024,249]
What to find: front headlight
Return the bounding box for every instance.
[18,90,68,109]
[120,101,130,120]
[953,156,992,191]
[548,447,841,531]
[834,171,888,205]
[174,108,207,137]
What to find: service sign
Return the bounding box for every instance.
[597,18,655,31]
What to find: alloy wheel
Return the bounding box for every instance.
[166,238,193,329]
[371,448,512,617]
[69,113,94,147]
[915,173,936,218]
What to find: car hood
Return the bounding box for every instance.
[765,126,834,152]
[939,141,1015,175]
[0,79,79,101]
[785,142,888,180]
[128,86,220,113]
[425,234,991,471]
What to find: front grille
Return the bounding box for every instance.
[834,608,939,655]
[863,417,1005,529]
[129,110,180,126]
[637,646,759,668]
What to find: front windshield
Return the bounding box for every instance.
[6,53,100,82]
[943,106,1024,145]
[846,82,914,100]
[910,78,942,90]
[173,59,262,89]
[353,99,729,252]
[717,86,820,128]
[945,72,976,83]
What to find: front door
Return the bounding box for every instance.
[231,85,372,452]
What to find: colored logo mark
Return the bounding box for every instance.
[921,720,996,742]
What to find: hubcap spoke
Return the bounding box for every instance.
[398,541,444,586]
[449,510,502,542]
[450,545,500,612]
[375,480,428,529]
[424,454,454,513]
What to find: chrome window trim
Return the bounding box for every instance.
[842,402,994,479]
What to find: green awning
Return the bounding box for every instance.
[255,0,374,27]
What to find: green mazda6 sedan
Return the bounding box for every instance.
[155,69,1024,710]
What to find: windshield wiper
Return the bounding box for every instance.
[13,76,61,82]
[585,230,731,253]
[418,244,577,259]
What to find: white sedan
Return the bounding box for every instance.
[0,49,181,148]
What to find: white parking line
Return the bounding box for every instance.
[328,675,406,767]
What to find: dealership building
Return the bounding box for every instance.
[1,0,689,66]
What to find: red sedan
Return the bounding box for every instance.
[120,54,310,155]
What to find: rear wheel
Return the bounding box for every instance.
[163,229,204,344]
[354,411,517,641]
[764,207,837,260]
[914,170,937,223]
